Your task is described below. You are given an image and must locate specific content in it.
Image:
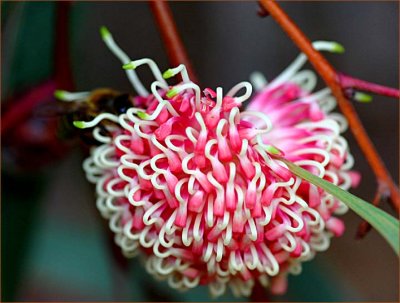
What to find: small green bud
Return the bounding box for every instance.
[122,62,136,70]
[166,88,179,98]
[73,121,85,129]
[137,111,149,120]
[100,26,111,39]
[163,69,174,79]
[331,42,345,54]
[354,92,373,103]
[54,90,66,100]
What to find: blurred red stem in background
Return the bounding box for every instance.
[1,2,74,136]
[1,81,56,136]
[338,73,400,99]
[259,0,400,214]
[149,0,198,83]
[54,1,74,91]
[251,281,270,301]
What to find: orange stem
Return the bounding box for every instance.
[259,0,400,211]
[149,0,198,83]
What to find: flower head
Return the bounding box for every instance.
[64,29,359,297]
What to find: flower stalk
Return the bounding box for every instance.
[149,0,198,83]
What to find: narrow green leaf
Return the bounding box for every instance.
[281,159,399,255]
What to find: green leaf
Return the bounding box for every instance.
[281,159,399,255]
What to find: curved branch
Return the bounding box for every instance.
[149,0,198,83]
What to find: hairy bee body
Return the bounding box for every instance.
[57,88,134,145]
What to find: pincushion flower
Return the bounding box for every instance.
[61,29,360,297]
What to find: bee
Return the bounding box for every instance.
[52,88,135,146]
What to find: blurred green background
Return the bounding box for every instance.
[2,1,398,301]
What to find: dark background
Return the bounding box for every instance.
[2,1,399,301]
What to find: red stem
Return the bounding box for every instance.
[338,73,400,99]
[1,81,56,136]
[55,1,74,90]
[250,281,270,301]
[1,2,74,136]
[260,0,400,211]
[149,0,198,83]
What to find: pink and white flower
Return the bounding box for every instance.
[63,30,359,297]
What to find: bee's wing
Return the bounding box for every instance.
[33,101,85,118]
